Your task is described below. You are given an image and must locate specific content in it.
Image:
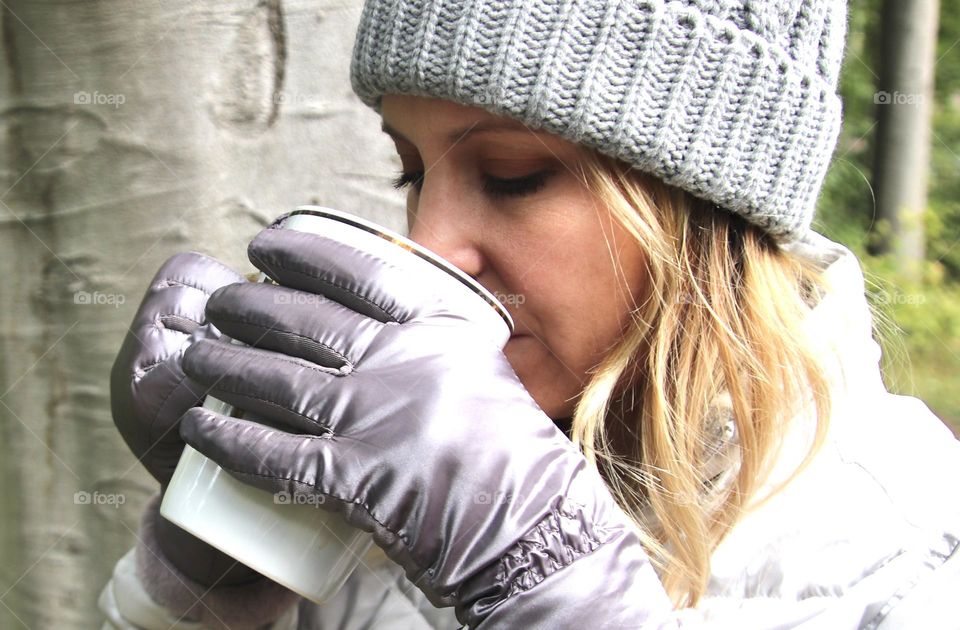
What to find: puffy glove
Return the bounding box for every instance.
[111,252,244,485]
[112,252,274,588]
[179,226,675,627]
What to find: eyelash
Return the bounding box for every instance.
[391,170,552,198]
[391,171,424,192]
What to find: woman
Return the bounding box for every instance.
[99,1,960,628]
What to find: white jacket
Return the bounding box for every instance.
[99,236,960,629]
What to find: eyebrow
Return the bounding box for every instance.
[380,119,549,145]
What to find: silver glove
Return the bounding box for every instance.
[111,252,244,485]
[179,226,673,627]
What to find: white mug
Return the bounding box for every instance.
[161,207,513,604]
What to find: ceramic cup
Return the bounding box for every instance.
[160,207,513,604]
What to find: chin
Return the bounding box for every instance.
[504,342,577,420]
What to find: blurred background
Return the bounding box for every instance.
[817,0,960,437]
[0,1,956,627]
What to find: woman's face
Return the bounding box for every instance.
[380,95,647,420]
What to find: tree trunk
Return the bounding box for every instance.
[870,0,940,279]
[0,1,399,626]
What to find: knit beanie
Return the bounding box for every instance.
[350,0,847,243]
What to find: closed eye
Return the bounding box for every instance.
[482,171,553,198]
[392,170,424,192]
[391,170,554,198]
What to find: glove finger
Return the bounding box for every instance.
[179,407,342,500]
[111,253,244,484]
[182,339,345,435]
[126,286,211,370]
[126,252,245,372]
[149,252,246,297]
[114,322,228,481]
[117,283,231,453]
[248,227,499,330]
[204,281,384,368]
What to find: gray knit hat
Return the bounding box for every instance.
[350,0,847,243]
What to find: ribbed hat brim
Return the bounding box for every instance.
[351,0,845,243]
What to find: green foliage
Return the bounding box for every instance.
[928,104,960,277]
[817,0,960,430]
[814,0,882,250]
[864,257,960,432]
[936,0,960,96]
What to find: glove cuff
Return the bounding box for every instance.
[454,497,620,623]
[134,493,302,630]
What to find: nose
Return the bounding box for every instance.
[406,181,486,280]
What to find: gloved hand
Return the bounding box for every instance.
[111,252,244,485]
[179,226,674,627]
[112,252,265,587]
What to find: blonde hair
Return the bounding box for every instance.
[570,152,832,607]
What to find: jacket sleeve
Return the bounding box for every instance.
[677,531,960,629]
[98,495,461,630]
[467,528,960,630]
[873,538,960,630]
[464,522,680,629]
[98,493,301,630]
[456,470,960,630]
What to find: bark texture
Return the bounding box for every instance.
[0,1,400,626]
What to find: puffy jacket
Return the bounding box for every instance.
[98,234,960,629]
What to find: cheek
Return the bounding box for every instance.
[479,184,648,415]
[539,283,620,374]
[503,334,583,418]
[504,272,609,393]
[512,225,646,383]
[535,239,641,339]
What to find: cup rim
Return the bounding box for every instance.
[288,206,515,333]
